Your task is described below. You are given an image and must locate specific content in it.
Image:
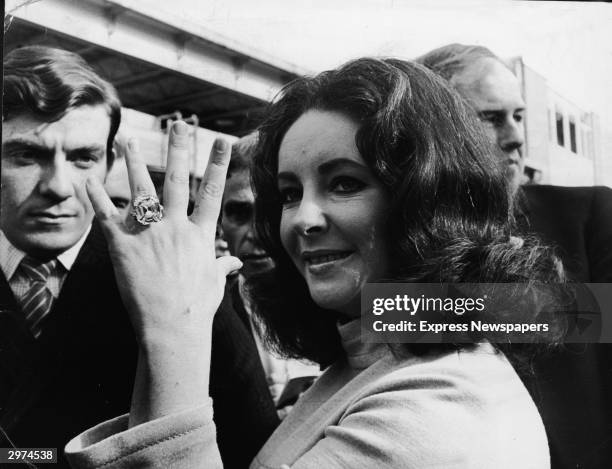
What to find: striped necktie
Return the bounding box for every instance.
[18,256,57,339]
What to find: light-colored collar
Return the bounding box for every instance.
[57,225,91,271]
[0,231,26,281]
[0,226,91,280]
[337,318,388,370]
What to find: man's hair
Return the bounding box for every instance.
[3,45,122,168]
[228,132,258,178]
[415,43,506,83]
[247,57,565,365]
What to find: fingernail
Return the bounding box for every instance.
[214,138,228,152]
[173,121,188,135]
[229,266,243,276]
[229,259,243,275]
[128,138,139,152]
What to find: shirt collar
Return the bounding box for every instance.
[0,230,26,281]
[337,319,388,370]
[57,225,91,271]
[0,225,91,279]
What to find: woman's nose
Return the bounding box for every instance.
[293,198,327,237]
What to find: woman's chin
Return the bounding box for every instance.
[309,286,360,318]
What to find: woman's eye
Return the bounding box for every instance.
[330,176,366,194]
[279,187,302,205]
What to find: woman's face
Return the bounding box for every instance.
[278,110,390,317]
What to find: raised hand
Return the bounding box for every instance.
[85,121,242,423]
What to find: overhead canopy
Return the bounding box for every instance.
[4,0,309,136]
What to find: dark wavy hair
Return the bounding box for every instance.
[3,45,121,168]
[247,58,564,365]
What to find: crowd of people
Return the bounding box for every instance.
[1,41,611,469]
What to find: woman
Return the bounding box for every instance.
[66,58,561,468]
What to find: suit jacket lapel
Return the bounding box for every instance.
[229,277,253,332]
[42,222,110,343]
[0,270,23,324]
[55,222,110,309]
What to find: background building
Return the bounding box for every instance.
[512,58,611,187]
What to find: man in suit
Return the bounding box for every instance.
[220,134,319,413]
[418,44,612,469]
[1,45,277,468]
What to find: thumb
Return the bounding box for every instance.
[216,256,243,277]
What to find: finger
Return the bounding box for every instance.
[86,176,121,239]
[216,256,243,277]
[191,138,231,231]
[125,138,156,198]
[163,121,191,217]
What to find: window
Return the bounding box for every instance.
[547,109,553,142]
[556,111,564,147]
[569,116,577,153]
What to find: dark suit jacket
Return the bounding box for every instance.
[210,278,280,468]
[517,184,612,469]
[0,223,278,469]
[519,184,612,282]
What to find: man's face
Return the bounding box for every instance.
[1,105,110,258]
[453,58,526,191]
[104,157,131,220]
[221,169,273,277]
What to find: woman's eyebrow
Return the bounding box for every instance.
[318,158,367,175]
[277,158,366,181]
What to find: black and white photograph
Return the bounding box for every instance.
[2,0,612,468]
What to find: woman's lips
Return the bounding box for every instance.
[302,250,354,275]
[305,252,351,265]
